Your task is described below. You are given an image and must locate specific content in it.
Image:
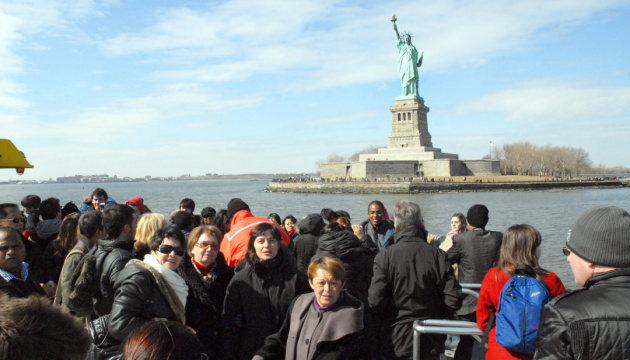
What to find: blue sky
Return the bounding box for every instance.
[2,0,629,181]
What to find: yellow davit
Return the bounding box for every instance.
[0,139,34,175]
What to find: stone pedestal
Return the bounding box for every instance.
[388,97,433,148]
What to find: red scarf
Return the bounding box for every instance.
[193,258,213,275]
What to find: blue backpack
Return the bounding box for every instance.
[494,266,551,355]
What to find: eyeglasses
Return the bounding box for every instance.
[158,245,185,256]
[195,242,219,251]
[562,247,571,256]
[312,280,343,289]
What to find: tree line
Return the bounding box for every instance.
[317,141,628,177]
[486,142,592,177]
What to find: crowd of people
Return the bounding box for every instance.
[0,187,629,360]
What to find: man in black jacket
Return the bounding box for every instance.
[534,206,630,360]
[446,204,502,360]
[369,200,461,360]
[86,204,137,360]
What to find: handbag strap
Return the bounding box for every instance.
[482,311,495,349]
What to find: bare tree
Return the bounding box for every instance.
[349,145,384,161]
[494,142,592,178]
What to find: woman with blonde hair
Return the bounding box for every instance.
[477,224,566,360]
[133,213,166,260]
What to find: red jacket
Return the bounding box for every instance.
[477,268,565,360]
[220,210,290,268]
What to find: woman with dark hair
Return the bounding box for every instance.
[268,213,281,225]
[281,214,298,252]
[177,225,233,359]
[221,222,309,360]
[42,212,80,295]
[211,209,230,235]
[253,256,370,359]
[281,215,297,238]
[122,320,202,360]
[477,224,566,360]
[428,212,467,251]
[0,293,91,360]
[108,226,189,356]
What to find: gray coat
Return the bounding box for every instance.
[446,228,502,314]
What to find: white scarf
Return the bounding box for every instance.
[143,254,188,307]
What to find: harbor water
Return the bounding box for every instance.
[2,180,628,288]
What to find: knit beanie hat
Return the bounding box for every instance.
[227,198,250,221]
[466,204,489,229]
[566,206,630,267]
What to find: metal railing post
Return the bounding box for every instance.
[411,284,483,360]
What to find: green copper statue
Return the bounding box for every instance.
[392,15,423,99]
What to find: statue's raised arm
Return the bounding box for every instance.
[392,15,401,41]
[391,15,422,99]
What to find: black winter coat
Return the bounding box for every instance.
[21,234,44,284]
[293,214,324,273]
[446,228,502,314]
[314,229,374,305]
[177,252,234,358]
[42,239,65,283]
[534,268,630,360]
[221,246,310,360]
[109,261,185,344]
[92,239,134,317]
[0,274,46,298]
[368,227,462,359]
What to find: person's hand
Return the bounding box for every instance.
[352,224,364,238]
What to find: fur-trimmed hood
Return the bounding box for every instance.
[125,259,186,325]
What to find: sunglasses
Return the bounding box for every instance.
[195,242,219,251]
[158,245,185,257]
[562,247,571,256]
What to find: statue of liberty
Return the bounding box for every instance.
[392,15,423,99]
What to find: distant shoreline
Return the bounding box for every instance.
[268,179,627,194]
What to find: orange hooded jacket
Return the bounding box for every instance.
[220,209,290,268]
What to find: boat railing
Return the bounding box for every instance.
[412,283,483,360]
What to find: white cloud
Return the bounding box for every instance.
[95,0,628,92]
[451,81,630,123]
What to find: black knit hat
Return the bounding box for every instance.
[227,198,250,221]
[566,206,630,267]
[466,204,489,229]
